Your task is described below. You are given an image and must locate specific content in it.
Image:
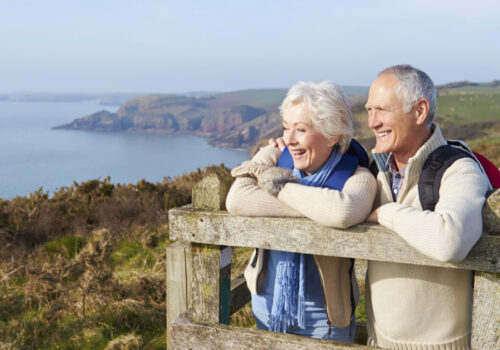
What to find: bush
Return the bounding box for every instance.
[0,164,232,349]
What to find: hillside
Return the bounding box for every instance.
[0,166,242,349]
[54,82,500,163]
[53,87,368,149]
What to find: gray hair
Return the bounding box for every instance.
[279,81,353,153]
[378,64,436,124]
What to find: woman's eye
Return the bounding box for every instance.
[297,128,305,132]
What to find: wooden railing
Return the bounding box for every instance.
[166,174,500,350]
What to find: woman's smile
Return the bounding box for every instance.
[282,103,336,175]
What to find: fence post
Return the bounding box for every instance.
[190,173,232,324]
[471,190,500,349]
[166,241,192,350]
[471,271,500,349]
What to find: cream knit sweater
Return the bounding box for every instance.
[226,145,377,228]
[366,124,489,350]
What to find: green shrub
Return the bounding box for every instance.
[111,241,155,269]
[44,235,87,259]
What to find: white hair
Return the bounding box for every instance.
[279,81,353,153]
[379,64,437,124]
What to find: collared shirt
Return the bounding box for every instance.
[385,153,406,201]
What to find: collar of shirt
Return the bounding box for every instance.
[385,153,406,201]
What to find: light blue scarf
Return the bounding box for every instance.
[269,146,342,333]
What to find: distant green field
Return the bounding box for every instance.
[439,82,500,94]
[207,89,287,110]
[436,93,500,123]
[207,85,370,111]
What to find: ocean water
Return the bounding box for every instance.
[0,101,249,199]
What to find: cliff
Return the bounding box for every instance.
[53,82,500,151]
[54,92,278,148]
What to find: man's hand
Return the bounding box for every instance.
[366,206,381,223]
[268,137,286,152]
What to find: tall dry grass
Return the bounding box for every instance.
[0,164,234,349]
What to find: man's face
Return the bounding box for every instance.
[365,73,419,159]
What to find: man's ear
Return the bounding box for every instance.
[415,98,430,126]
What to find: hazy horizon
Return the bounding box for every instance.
[1,1,499,94]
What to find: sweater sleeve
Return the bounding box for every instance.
[277,166,377,228]
[378,158,489,262]
[225,146,303,217]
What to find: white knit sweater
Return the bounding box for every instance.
[366,124,489,350]
[227,145,377,328]
[226,145,377,228]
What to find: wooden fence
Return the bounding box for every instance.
[166,174,500,349]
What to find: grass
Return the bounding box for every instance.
[111,241,155,270]
[44,235,87,260]
[436,93,500,124]
[0,165,231,349]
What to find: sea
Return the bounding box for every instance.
[0,100,249,199]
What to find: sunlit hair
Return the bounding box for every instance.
[378,64,436,125]
[279,81,353,153]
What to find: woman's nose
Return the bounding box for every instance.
[284,131,296,145]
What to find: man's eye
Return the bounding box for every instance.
[297,128,305,132]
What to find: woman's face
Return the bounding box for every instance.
[282,103,337,175]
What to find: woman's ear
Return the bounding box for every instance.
[328,135,341,147]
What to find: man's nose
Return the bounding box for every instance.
[368,111,380,129]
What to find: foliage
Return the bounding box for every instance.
[44,235,87,259]
[0,165,232,349]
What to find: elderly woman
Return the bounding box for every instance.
[226,81,376,342]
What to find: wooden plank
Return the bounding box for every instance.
[192,173,231,211]
[354,322,368,346]
[471,272,500,349]
[171,312,377,350]
[169,207,500,272]
[483,189,500,235]
[190,244,232,325]
[219,246,232,325]
[230,274,251,315]
[166,241,192,350]
[191,243,221,323]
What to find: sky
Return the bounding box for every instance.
[1,0,499,94]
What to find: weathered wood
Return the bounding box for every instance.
[192,173,231,211]
[230,274,251,315]
[169,207,500,272]
[191,243,221,323]
[171,312,377,350]
[471,271,500,349]
[483,189,500,235]
[166,241,192,350]
[219,246,232,325]
[354,259,367,282]
[354,322,368,346]
[190,244,232,324]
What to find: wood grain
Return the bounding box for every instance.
[471,271,500,349]
[169,208,500,273]
[171,312,377,350]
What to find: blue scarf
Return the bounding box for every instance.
[269,146,343,333]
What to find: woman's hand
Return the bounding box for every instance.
[268,137,286,152]
[257,167,299,196]
[231,161,271,179]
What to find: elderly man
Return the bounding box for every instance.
[365,64,490,349]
